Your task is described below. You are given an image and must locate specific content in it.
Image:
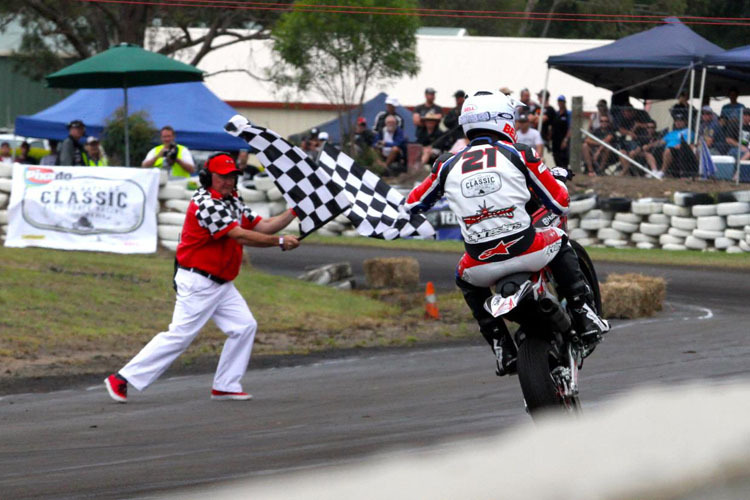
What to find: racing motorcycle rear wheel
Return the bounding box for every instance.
[517,337,580,417]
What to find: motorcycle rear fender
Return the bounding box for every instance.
[483,272,545,318]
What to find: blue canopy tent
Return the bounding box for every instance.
[706,45,750,68]
[15,81,248,151]
[301,92,417,144]
[546,18,750,101]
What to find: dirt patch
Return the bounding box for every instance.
[569,176,744,200]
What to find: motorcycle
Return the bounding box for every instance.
[483,204,603,418]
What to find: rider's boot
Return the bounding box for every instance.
[456,276,517,376]
[480,319,517,376]
[566,284,610,347]
[547,242,610,348]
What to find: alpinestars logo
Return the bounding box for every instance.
[462,201,516,228]
[478,235,524,260]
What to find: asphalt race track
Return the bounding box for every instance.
[1,245,748,499]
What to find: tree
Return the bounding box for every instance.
[417,0,750,48]
[270,0,420,148]
[102,107,157,167]
[0,0,289,80]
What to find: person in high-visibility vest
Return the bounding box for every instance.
[141,125,195,178]
[84,136,108,166]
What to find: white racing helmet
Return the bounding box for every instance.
[459,90,520,142]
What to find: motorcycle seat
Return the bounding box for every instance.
[494,272,533,297]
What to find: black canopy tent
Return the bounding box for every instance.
[546,17,750,102]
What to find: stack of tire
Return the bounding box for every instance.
[0,162,11,241]
[566,191,750,253]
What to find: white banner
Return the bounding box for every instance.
[4,165,160,254]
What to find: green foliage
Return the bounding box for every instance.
[0,0,285,81]
[271,0,420,106]
[101,107,158,167]
[417,0,750,48]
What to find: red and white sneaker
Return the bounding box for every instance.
[211,389,252,401]
[104,373,128,403]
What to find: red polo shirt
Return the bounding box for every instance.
[176,187,261,282]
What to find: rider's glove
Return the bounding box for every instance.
[550,167,573,182]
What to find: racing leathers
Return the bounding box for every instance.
[406,136,608,375]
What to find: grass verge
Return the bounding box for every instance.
[304,235,750,269]
[0,246,472,381]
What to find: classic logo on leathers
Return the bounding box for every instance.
[462,201,516,227]
[461,172,502,198]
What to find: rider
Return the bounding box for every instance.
[406,90,609,376]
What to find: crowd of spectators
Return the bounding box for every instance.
[11,86,749,182]
[320,84,748,180]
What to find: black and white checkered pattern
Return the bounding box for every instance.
[193,188,257,235]
[318,144,435,240]
[225,115,351,236]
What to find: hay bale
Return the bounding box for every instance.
[363,257,420,289]
[601,273,666,319]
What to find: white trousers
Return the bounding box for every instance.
[120,268,258,393]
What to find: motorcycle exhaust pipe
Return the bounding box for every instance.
[538,295,572,334]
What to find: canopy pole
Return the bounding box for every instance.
[694,67,707,145]
[611,65,693,96]
[124,84,130,167]
[736,107,743,185]
[538,66,550,134]
[687,68,695,144]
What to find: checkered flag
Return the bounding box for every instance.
[224,115,351,236]
[318,144,435,240]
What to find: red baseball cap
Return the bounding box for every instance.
[206,153,241,175]
[357,116,367,124]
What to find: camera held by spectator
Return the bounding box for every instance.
[165,143,179,162]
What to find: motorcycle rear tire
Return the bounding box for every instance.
[517,337,579,417]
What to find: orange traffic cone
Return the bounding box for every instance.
[424,281,439,320]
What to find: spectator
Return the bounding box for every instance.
[58,119,87,166]
[373,96,404,135]
[720,87,745,120]
[84,137,107,166]
[142,126,195,178]
[536,89,556,146]
[353,116,377,155]
[589,99,612,131]
[13,141,37,165]
[301,127,320,155]
[551,95,571,167]
[714,115,731,155]
[654,114,695,178]
[236,149,264,180]
[309,131,329,162]
[518,88,540,127]
[413,87,442,141]
[441,90,466,151]
[374,114,407,177]
[417,113,443,167]
[726,108,750,160]
[697,106,724,154]
[670,91,698,126]
[0,142,12,165]
[619,120,662,176]
[515,113,543,157]
[40,140,59,166]
[582,114,617,176]
[614,104,647,140]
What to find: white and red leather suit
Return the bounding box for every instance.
[406,136,570,287]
